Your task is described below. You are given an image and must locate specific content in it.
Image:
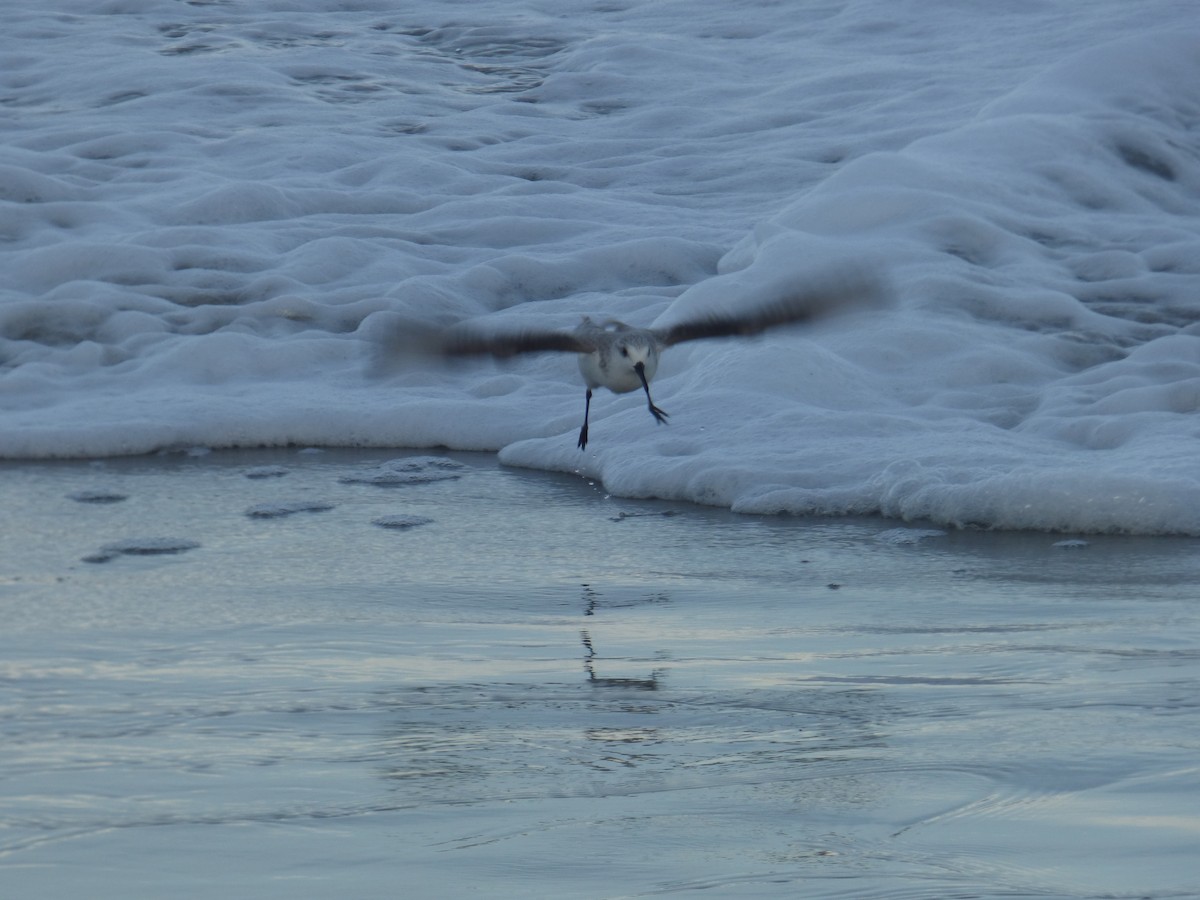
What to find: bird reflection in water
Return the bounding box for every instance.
[579,582,670,691]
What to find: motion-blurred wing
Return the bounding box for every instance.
[439,323,593,358]
[654,270,889,347]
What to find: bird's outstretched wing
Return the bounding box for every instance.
[367,316,591,378]
[652,270,888,347]
[439,323,594,358]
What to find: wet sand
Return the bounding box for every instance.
[2,449,1198,898]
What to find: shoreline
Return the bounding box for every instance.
[2,445,1198,897]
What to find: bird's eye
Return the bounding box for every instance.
[619,346,629,357]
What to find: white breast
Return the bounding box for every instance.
[578,345,658,394]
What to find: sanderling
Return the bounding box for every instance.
[402,269,887,449]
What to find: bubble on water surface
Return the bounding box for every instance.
[245,501,335,518]
[338,456,466,486]
[83,537,201,564]
[68,489,129,504]
[372,514,434,529]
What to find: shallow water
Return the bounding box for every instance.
[1,449,1198,898]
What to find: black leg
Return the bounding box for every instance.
[577,388,592,449]
[636,367,669,425]
[645,392,669,425]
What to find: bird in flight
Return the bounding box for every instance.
[412,269,887,449]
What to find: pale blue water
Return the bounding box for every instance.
[2,450,1198,898]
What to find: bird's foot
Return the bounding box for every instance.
[577,424,589,449]
[648,402,669,425]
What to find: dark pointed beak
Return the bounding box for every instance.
[635,361,669,425]
[634,360,649,390]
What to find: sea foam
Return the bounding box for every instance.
[1,2,1197,533]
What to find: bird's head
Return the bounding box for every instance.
[617,339,648,365]
[619,340,657,374]
[615,337,659,383]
